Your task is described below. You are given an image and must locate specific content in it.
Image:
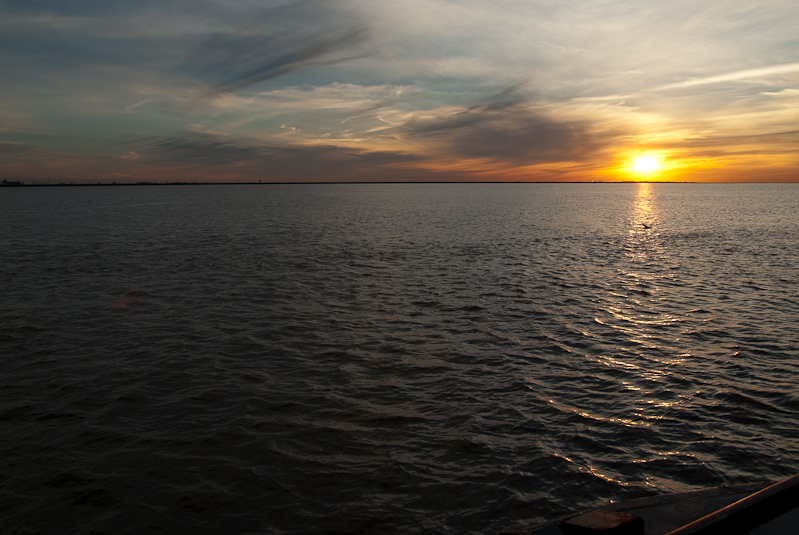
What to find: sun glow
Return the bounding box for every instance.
[633,156,660,173]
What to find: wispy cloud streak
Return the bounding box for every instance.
[655,63,799,91]
[180,2,371,95]
[185,26,369,95]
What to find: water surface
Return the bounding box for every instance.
[1,183,798,534]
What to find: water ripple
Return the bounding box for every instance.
[1,183,798,534]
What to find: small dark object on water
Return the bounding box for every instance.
[641,223,651,229]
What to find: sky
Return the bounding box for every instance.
[1,0,798,183]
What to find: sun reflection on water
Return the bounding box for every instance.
[585,182,698,439]
[633,182,656,226]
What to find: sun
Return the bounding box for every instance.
[632,156,660,173]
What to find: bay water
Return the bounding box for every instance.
[1,183,798,534]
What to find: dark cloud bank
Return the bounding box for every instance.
[404,91,611,166]
[133,132,432,182]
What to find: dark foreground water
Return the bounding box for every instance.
[1,183,798,534]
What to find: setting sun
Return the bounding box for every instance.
[633,156,660,173]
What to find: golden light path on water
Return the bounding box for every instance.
[574,183,699,489]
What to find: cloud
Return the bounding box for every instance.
[124,99,152,113]
[0,107,43,134]
[0,0,373,108]
[180,2,371,95]
[140,132,262,166]
[654,63,799,91]
[128,131,434,182]
[0,141,40,155]
[665,129,799,153]
[402,89,614,165]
